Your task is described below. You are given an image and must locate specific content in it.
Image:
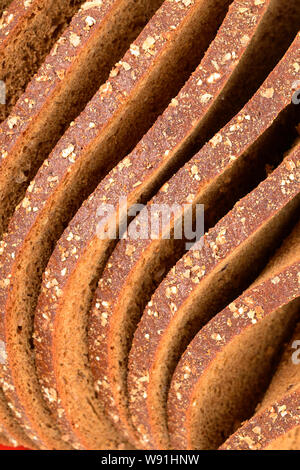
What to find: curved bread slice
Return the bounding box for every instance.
[0,0,234,450]
[126,139,300,449]
[0,0,165,237]
[32,0,286,449]
[168,221,300,449]
[88,37,300,448]
[0,0,84,120]
[221,321,300,450]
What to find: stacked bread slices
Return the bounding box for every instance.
[0,0,299,449]
[168,216,300,449]
[221,319,300,450]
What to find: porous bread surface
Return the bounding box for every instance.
[221,323,300,450]
[0,0,164,238]
[126,140,300,449]
[167,221,300,449]
[88,36,300,449]
[0,0,233,450]
[0,431,16,447]
[0,0,85,121]
[0,1,12,16]
[33,0,277,449]
[0,390,37,448]
[222,391,300,450]
[0,0,298,452]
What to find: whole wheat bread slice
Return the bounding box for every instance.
[167,220,300,449]
[221,321,300,450]
[0,0,165,238]
[88,37,300,448]
[31,0,290,449]
[0,0,235,450]
[126,139,300,449]
[0,0,84,121]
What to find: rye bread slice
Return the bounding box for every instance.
[221,321,300,450]
[167,221,300,449]
[31,0,285,449]
[0,0,166,238]
[0,0,85,121]
[0,0,166,448]
[0,0,235,450]
[0,0,234,243]
[125,139,300,449]
[87,37,300,448]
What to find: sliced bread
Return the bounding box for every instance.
[0,0,235,450]
[32,0,287,449]
[221,321,300,450]
[0,390,36,449]
[167,221,300,449]
[0,0,165,237]
[0,0,84,120]
[126,140,300,449]
[88,37,300,448]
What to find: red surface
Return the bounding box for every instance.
[0,445,28,450]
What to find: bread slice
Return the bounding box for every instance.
[167,221,300,449]
[125,138,300,449]
[0,0,236,240]
[87,37,300,448]
[31,1,300,448]
[221,321,300,450]
[32,0,286,449]
[0,0,166,237]
[0,0,84,121]
[0,0,236,450]
[0,390,36,449]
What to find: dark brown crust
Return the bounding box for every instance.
[167,261,300,449]
[87,37,300,448]
[0,0,225,450]
[32,0,272,448]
